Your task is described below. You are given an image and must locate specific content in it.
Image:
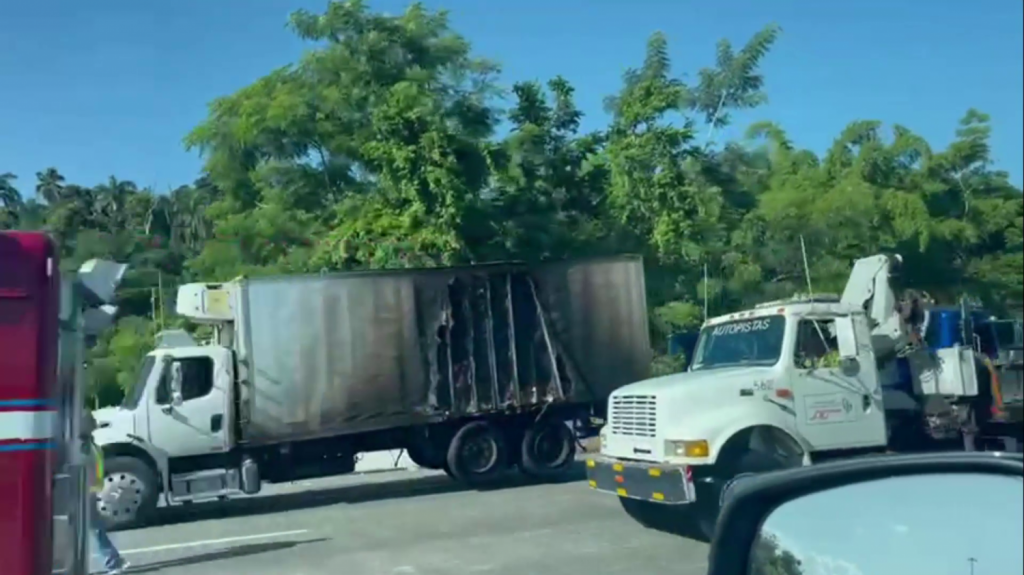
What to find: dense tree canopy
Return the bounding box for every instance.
[3,1,1021,407]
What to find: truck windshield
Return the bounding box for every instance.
[121,355,156,409]
[690,316,785,371]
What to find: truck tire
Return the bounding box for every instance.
[693,449,794,540]
[405,427,451,470]
[406,446,445,470]
[519,420,576,478]
[619,498,708,541]
[96,456,159,531]
[446,421,507,485]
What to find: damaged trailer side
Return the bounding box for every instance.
[427,255,651,415]
[237,256,651,446]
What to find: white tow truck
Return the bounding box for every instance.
[586,253,1023,538]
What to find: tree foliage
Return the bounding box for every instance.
[750,531,805,575]
[3,1,1020,407]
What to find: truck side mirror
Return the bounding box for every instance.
[835,316,859,359]
[169,361,184,406]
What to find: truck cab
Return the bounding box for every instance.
[600,295,887,471]
[91,283,250,529]
[586,253,1002,538]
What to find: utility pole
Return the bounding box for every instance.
[968,557,978,575]
[157,271,165,329]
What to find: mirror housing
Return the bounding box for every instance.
[707,452,1024,575]
[834,316,859,359]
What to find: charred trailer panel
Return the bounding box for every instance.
[235,256,650,445]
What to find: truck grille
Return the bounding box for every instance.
[610,394,657,438]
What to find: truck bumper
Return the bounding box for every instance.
[585,454,697,505]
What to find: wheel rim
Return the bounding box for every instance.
[460,431,498,474]
[97,471,145,523]
[531,425,571,467]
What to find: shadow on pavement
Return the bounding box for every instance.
[126,538,328,573]
[139,462,587,529]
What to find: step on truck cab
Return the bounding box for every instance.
[586,253,1020,538]
[93,257,653,529]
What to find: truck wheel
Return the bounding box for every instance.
[520,420,576,478]
[619,498,705,540]
[694,450,793,540]
[96,456,159,531]
[446,421,507,484]
[406,447,444,470]
[405,427,450,470]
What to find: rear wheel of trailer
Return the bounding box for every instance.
[445,421,508,484]
[518,419,577,478]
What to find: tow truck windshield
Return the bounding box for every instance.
[690,316,786,371]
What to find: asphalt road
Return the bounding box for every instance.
[95,464,710,575]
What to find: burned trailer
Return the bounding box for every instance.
[420,255,651,420]
[229,255,650,446]
[109,255,652,504]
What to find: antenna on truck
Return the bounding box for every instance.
[800,235,833,352]
[703,262,709,322]
[799,235,815,300]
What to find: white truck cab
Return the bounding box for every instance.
[91,284,250,529]
[586,253,987,537]
[599,296,887,471]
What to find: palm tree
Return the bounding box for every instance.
[35,167,66,204]
[93,176,139,229]
[1,172,24,227]
[0,172,21,207]
[169,186,212,251]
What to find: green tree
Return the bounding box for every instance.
[750,531,805,575]
[4,0,1020,406]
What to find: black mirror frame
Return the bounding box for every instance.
[707,451,1024,575]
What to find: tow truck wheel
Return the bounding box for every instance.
[619,498,707,540]
[520,420,576,478]
[96,456,159,531]
[446,421,507,485]
[694,449,798,540]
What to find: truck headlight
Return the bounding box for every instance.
[665,439,709,458]
[599,428,608,450]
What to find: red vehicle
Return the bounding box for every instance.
[0,231,125,575]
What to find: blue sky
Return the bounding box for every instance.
[764,473,1024,575]
[1,0,1022,196]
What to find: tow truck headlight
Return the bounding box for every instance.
[665,439,709,458]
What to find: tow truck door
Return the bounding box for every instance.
[792,314,888,450]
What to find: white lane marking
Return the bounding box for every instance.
[121,529,310,555]
[0,410,57,441]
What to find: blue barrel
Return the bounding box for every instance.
[926,308,962,350]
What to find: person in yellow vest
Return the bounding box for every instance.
[81,411,130,574]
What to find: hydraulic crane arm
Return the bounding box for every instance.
[839,253,920,359]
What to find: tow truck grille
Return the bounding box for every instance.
[610,395,657,438]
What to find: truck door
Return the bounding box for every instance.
[146,348,232,456]
[792,316,888,451]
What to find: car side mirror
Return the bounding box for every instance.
[707,453,1024,575]
[169,361,184,406]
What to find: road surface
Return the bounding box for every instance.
[94,464,710,575]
